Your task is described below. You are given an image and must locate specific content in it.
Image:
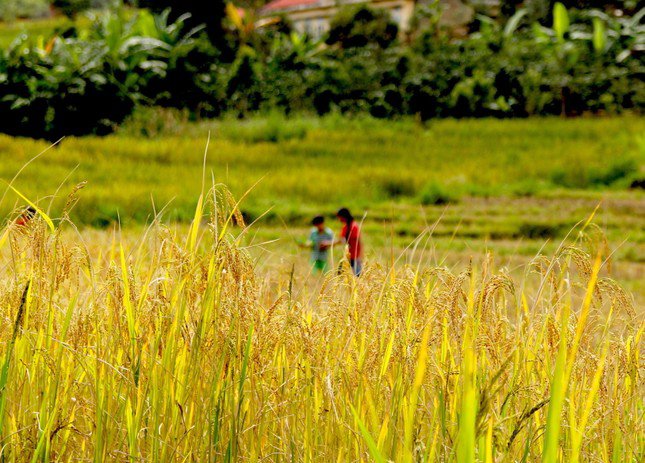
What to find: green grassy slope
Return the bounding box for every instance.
[1,116,642,225]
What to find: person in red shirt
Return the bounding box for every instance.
[15,206,36,227]
[335,208,363,276]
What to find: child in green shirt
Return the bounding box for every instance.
[302,216,334,273]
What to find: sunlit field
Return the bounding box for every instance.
[0,186,641,461]
[1,0,643,459]
[0,116,643,460]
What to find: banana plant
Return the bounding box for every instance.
[591,16,606,54]
[614,6,644,62]
[0,6,200,138]
[553,2,569,42]
[91,10,171,91]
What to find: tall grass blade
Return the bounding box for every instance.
[350,405,387,463]
[4,183,55,232]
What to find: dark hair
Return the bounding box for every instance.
[336,208,354,240]
[336,208,353,222]
[312,215,325,226]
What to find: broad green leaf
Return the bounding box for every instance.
[350,405,387,463]
[592,17,606,54]
[553,3,569,42]
[542,300,569,463]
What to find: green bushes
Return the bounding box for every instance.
[239,3,643,119]
[380,177,417,199]
[0,34,135,139]
[419,182,458,205]
[0,3,643,138]
[0,0,126,20]
[137,0,226,46]
[0,8,206,140]
[518,221,568,239]
[119,106,190,137]
[216,113,310,143]
[0,16,73,48]
[326,5,398,49]
[588,158,639,187]
[550,158,639,188]
[0,0,109,21]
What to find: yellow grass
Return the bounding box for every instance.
[0,186,641,462]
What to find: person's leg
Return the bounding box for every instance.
[313,259,327,273]
[350,259,362,276]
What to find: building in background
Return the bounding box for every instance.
[259,0,417,38]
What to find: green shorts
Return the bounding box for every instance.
[312,260,328,273]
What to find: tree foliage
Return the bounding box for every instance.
[0,8,207,139]
[137,0,226,46]
[0,2,643,138]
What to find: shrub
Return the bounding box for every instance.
[0,35,135,140]
[551,158,639,189]
[510,180,544,197]
[519,221,566,239]
[137,0,227,47]
[587,158,639,187]
[2,3,644,138]
[216,112,310,144]
[119,106,191,138]
[381,178,416,199]
[419,182,458,205]
[0,9,205,139]
[629,178,645,189]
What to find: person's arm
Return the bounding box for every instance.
[333,226,346,246]
[298,231,314,249]
[300,231,315,249]
[319,231,334,250]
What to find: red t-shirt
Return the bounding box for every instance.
[341,221,362,259]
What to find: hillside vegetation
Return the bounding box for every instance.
[1,115,642,224]
[1,3,643,138]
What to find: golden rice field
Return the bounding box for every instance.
[0,185,641,462]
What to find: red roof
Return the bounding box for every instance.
[261,0,321,12]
